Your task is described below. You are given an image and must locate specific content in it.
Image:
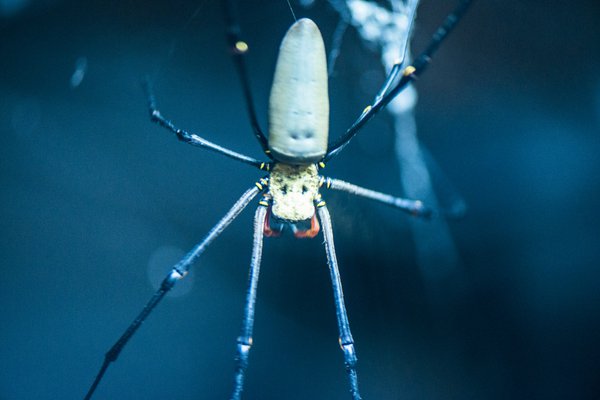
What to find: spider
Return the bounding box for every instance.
[84,1,473,399]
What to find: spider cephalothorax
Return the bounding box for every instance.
[269,163,319,221]
[263,163,322,238]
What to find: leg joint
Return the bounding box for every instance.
[150,109,161,121]
[234,337,253,369]
[339,341,358,367]
[236,336,253,347]
[160,269,184,290]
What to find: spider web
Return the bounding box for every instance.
[320,0,465,286]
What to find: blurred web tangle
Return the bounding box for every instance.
[321,0,467,282]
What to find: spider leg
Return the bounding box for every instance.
[144,80,270,171]
[222,0,271,157]
[372,62,403,105]
[323,0,474,162]
[327,18,350,77]
[231,204,268,400]
[83,185,262,400]
[357,0,421,105]
[320,176,432,218]
[318,204,362,400]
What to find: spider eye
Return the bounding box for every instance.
[302,185,308,194]
[281,185,288,194]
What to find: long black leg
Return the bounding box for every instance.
[329,0,420,102]
[222,0,271,157]
[144,80,270,171]
[83,185,262,400]
[370,0,419,105]
[372,62,403,105]
[327,0,419,127]
[320,176,432,218]
[317,204,362,400]
[323,0,474,162]
[230,203,267,400]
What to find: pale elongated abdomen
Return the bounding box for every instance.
[268,18,329,164]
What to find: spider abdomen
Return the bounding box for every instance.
[268,18,329,164]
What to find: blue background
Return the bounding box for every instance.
[1,0,599,399]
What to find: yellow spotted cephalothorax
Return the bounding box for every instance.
[268,163,320,222]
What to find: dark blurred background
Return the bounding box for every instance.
[1,0,600,399]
